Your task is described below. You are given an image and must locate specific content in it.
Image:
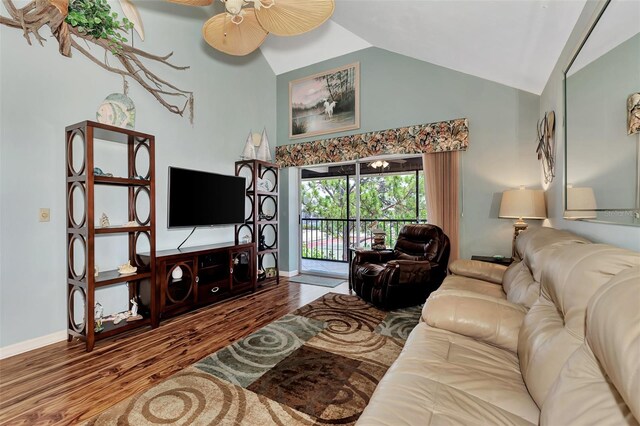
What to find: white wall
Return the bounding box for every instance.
[540,0,640,250]
[275,48,541,271]
[0,2,276,348]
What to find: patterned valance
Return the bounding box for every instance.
[275,118,469,168]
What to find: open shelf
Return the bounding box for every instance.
[95,317,152,340]
[95,225,151,234]
[94,176,151,186]
[258,248,278,254]
[95,269,152,287]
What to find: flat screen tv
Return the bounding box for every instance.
[168,167,245,228]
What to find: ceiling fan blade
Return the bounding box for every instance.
[167,0,213,6]
[254,0,335,36]
[203,10,268,56]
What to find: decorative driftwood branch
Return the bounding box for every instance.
[0,0,194,121]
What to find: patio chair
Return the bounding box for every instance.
[350,224,450,309]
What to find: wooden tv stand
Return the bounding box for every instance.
[146,242,257,320]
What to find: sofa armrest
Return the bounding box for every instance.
[448,259,507,284]
[353,249,395,265]
[423,290,527,352]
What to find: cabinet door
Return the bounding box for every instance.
[163,260,196,313]
[230,248,254,292]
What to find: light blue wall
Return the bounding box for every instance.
[275,47,541,272]
[540,0,640,250]
[0,2,276,348]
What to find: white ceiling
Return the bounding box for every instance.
[259,0,588,94]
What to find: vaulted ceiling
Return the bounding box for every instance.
[259,0,588,94]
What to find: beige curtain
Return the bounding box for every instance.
[422,151,460,262]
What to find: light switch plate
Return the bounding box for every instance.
[39,208,50,222]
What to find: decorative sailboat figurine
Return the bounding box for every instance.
[241,131,256,160]
[256,128,272,162]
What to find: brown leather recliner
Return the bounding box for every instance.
[350,224,450,309]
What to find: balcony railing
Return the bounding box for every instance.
[301,218,426,262]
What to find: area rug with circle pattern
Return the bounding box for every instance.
[85,293,422,425]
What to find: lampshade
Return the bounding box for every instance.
[202,10,268,56]
[564,187,597,219]
[254,0,335,36]
[499,188,547,220]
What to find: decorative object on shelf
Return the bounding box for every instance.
[256,128,272,161]
[127,297,143,321]
[0,1,193,120]
[171,265,183,281]
[94,303,104,333]
[258,268,266,281]
[371,228,386,250]
[132,175,145,180]
[123,221,137,227]
[536,110,556,184]
[94,266,99,277]
[112,312,128,325]
[118,260,137,275]
[177,0,335,56]
[93,167,113,177]
[241,234,251,244]
[276,118,469,168]
[99,213,110,228]
[97,92,137,130]
[241,132,256,160]
[628,92,640,135]
[256,177,273,192]
[290,63,360,139]
[259,235,266,251]
[265,267,277,278]
[499,187,547,258]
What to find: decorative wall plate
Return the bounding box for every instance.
[96,93,136,130]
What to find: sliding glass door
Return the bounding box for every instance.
[299,156,426,277]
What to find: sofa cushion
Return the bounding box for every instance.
[356,323,539,425]
[502,261,538,308]
[518,244,640,408]
[448,259,507,284]
[438,275,506,299]
[423,290,527,353]
[540,266,640,425]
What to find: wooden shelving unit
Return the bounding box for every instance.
[65,121,157,352]
[235,160,280,285]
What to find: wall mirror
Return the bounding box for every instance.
[564,0,640,225]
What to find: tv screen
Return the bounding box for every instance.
[168,167,245,228]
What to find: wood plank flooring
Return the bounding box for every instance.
[0,280,350,425]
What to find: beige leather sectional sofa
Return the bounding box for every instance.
[357,227,640,425]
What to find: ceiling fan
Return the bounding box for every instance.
[168,0,335,56]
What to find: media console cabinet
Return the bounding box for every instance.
[145,242,257,319]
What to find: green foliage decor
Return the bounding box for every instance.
[66,0,133,52]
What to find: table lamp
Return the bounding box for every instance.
[499,187,547,257]
[564,186,597,220]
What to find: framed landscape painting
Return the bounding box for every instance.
[289,62,360,139]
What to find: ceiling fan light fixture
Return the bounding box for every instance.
[254,0,335,36]
[203,9,268,56]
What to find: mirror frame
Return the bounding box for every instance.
[563,0,640,225]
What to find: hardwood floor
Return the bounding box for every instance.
[0,280,350,425]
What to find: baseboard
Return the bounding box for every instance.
[0,330,67,360]
[280,270,299,278]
